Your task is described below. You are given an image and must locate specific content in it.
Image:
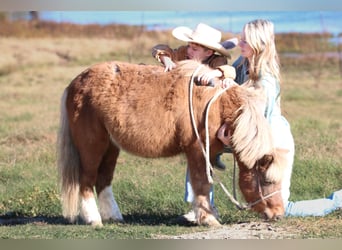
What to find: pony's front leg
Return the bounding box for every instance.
[193,194,221,227]
[187,157,221,227]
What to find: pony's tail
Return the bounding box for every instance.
[57,88,80,223]
[232,88,274,169]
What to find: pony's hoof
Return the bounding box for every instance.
[205,218,221,227]
[199,214,221,227]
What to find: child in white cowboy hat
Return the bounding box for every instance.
[152,23,237,223]
[152,23,237,72]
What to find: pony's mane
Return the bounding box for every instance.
[231,86,274,169]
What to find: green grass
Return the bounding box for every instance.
[0,25,341,238]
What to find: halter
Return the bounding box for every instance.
[188,66,281,210]
[250,161,282,209]
[219,158,281,210]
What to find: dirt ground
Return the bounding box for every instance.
[1,215,299,239]
[155,221,299,239]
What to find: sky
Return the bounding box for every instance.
[1,0,342,11]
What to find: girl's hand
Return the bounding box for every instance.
[217,123,232,146]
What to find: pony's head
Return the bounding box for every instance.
[220,86,288,220]
[237,148,288,220]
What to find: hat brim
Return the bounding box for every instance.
[172,26,235,57]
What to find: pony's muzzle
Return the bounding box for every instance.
[263,207,284,221]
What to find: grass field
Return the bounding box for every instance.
[0,21,341,239]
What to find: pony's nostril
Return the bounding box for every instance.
[263,212,271,220]
[263,208,278,221]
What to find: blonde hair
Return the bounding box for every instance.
[243,19,280,83]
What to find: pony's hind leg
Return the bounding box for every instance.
[78,154,103,226]
[79,190,102,226]
[96,143,124,223]
[76,132,112,226]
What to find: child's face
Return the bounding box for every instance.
[187,42,214,61]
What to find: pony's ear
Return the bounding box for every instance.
[264,148,290,183]
[258,154,274,172]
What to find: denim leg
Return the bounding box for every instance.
[184,168,194,203]
[285,198,336,217]
[184,168,214,206]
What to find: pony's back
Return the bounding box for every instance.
[65,60,218,158]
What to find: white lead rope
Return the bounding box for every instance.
[189,66,230,184]
[189,70,247,208]
[189,72,280,210]
[204,85,231,183]
[188,65,207,158]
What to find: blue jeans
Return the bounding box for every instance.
[184,168,214,206]
[285,189,342,217]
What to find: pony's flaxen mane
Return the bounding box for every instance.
[231,86,274,169]
[231,85,288,183]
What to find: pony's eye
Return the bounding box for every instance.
[264,179,275,186]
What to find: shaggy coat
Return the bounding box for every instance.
[57,60,286,226]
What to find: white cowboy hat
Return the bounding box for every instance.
[172,23,237,57]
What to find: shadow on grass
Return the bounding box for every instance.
[0,213,69,226]
[123,213,198,227]
[0,212,197,227]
